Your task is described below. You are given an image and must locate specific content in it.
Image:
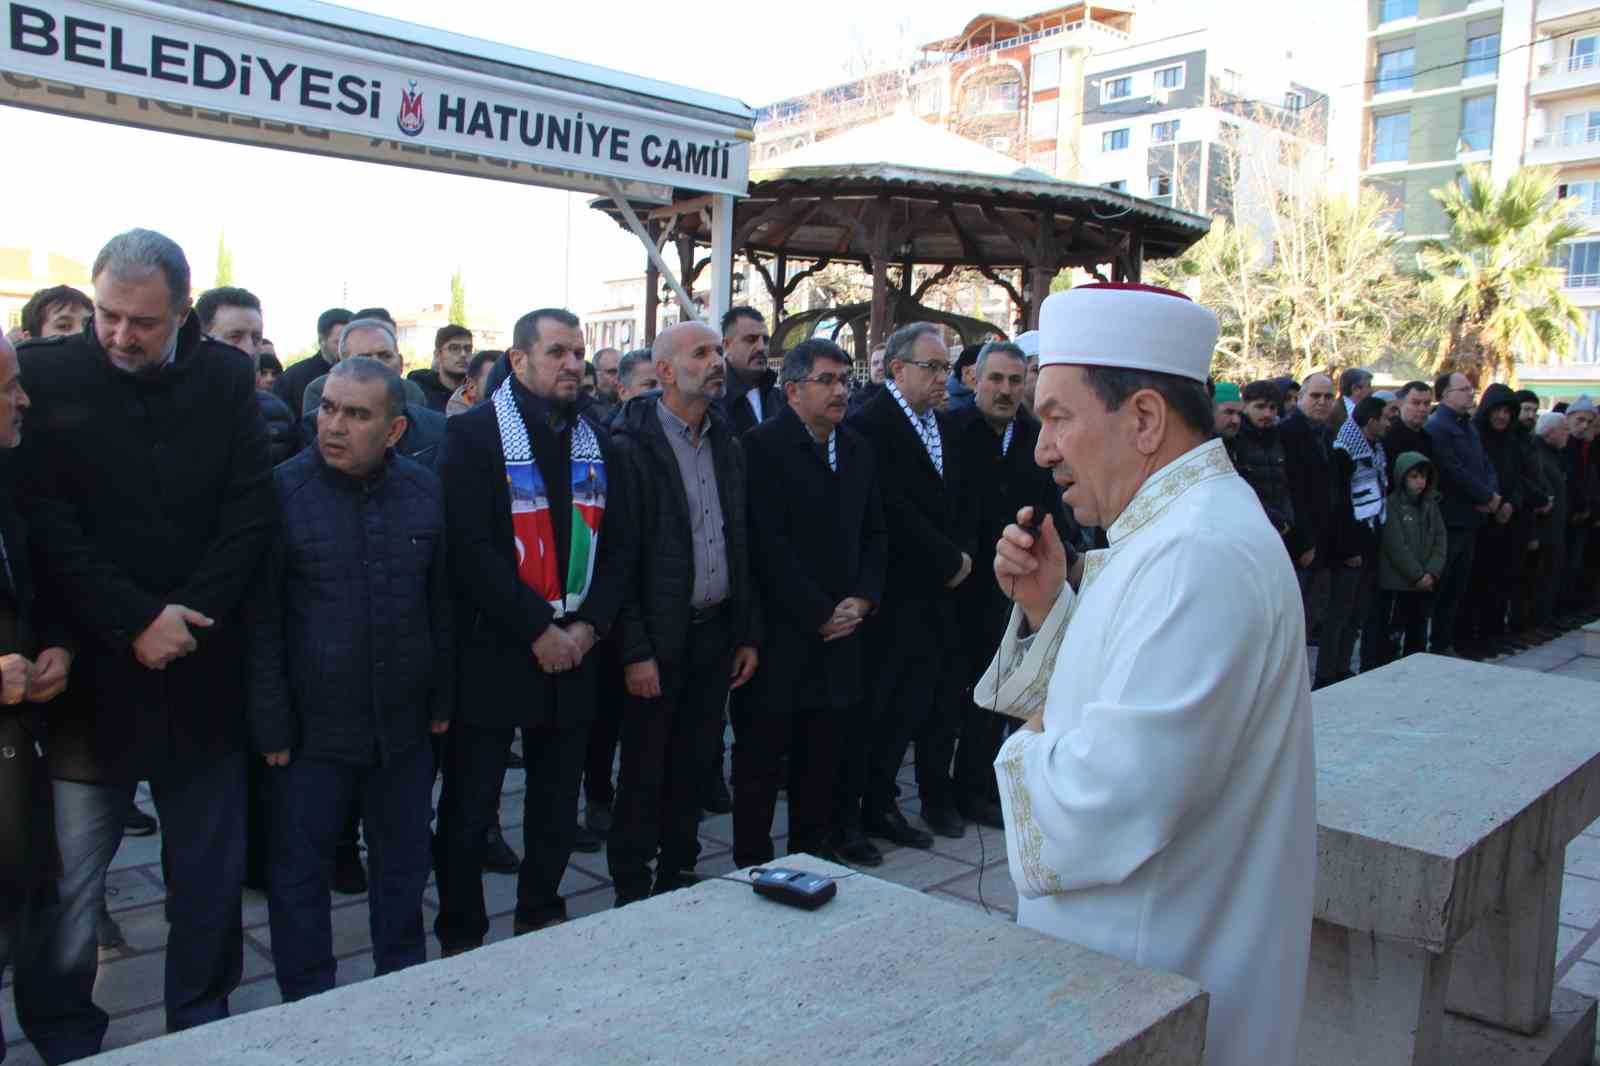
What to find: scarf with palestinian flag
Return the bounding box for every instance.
[492,379,606,617]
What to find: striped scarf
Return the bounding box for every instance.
[1334,417,1387,528]
[492,380,607,618]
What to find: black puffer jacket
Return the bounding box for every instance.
[247,447,452,764]
[257,389,299,466]
[610,395,759,664]
[1231,416,1294,534]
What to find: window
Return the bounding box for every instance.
[1031,99,1059,140]
[1560,181,1600,217]
[1105,179,1128,193]
[1151,119,1180,144]
[1150,174,1173,198]
[1570,309,1600,363]
[1465,33,1500,78]
[1102,127,1130,151]
[1033,51,1061,91]
[1460,95,1494,152]
[1285,90,1306,113]
[1373,111,1410,163]
[1103,76,1132,101]
[1376,47,1415,92]
[1563,111,1600,146]
[1370,178,1405,231]
[1154,64,1184,90]
[1559,240,1600,288]
[970,79,1021,114]
[1573,36,1599,73]
[1380,0,1417,21]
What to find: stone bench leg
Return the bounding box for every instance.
[1445,858,1561,1035]
[1299,920,1452,1066]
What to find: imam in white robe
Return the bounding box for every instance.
[989,438,1316,1066]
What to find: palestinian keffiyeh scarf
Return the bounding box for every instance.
[1334,417,1388,529]
[493,379,606,618]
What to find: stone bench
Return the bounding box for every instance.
[85,855,1208,1066]
[1584,621,1600,658]
[1301,654,1600,1066]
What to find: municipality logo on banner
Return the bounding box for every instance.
[397,80,425,137]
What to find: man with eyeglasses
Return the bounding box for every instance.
[733,338,885,869]
[1426,371,1500,657]
[947,341,1074,833]
[841,322,975,859]
[410,325,474,413]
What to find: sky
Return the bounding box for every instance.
[0,0,1359,356]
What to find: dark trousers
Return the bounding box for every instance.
[1431,526,1478,652]
[1464,524,1515,641]
[607,613,732,905]
[1562,522,1592,610]
[851,641,946,818]
[1297,564,1331,644]
[265,743,433,1001]
[1317,558,1377,683]
[953,696,1008,807]
[18,754,246,1062]
[1382,590,1432,659]
[584,639,624,810]
[1534,535,1568,627]
[730,701,843,868]
[912,658,968,813]
[434,719,588,949]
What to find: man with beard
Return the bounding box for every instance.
[733,338,885,868]
[948,341,1070,832]
[719,306,782,435]
[433,308,630,952]
[609,321,758,904]
[1457,384,1529,658]
[842,323,974,856]
[1508,390,1555,642]
[1212,380,1243,448]
[1231,381,1293,542]
[274,307,351,418]
[409,325,474,413]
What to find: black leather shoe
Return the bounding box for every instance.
[586,802,613,839]
[483,826,520,874]
[124,804,158,837]
[921,804,967,840]
[863,806,934,850]
[703,776,733,815]
[833,831,883,867]
[333,847,368,895]
[572,823,603,854]
[956,799,1005,831]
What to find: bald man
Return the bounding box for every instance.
[606,321,760,906]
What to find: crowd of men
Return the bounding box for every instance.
[0,228,1076,1062]
[1211,368,1600,685]
[3,228,1597,1062]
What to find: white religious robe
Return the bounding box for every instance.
[991,438,1316,1066]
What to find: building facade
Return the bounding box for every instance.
[0,247,90,336]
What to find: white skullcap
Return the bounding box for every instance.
[1013,330,1040,358]
[1038,283,1218,383]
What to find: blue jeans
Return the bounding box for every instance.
[17,754,245,1063]
[266,743,434,1001]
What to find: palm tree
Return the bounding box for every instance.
[1416,165,1585,382]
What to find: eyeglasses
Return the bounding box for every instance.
[902,359,952,375]
[796,373,851,388]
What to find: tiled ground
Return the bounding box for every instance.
[3,630,1598,1063]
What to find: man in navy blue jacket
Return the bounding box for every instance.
[1425,372,1501,656]
[249,357,451,1001]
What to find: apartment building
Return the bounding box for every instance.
[1360,0,1534,239]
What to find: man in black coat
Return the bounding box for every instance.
[1460,383,1530,656]
[734,338,886,869]
[608,321,759,904]
[1280,373,1338,632]
[195,286,299,467]
[433,308,630,951]
[950,342,1071,832]
[249,358,451,1002]
[843,323,976,855]
[0,333,77,1064]
[14,229,276,1057]
[407,324,473,413]
[273,306,350,418]
[1382,381,1435,485]
[1426,372,1501,656]
[1231,380,1294,540]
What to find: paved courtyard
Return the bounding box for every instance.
[5,632,1600,1062]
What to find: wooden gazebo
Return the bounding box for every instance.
[593,111,1211,352]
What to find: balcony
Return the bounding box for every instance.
[1529,124,1600,164]
[1531,50,1600,99]
[1539,0,1600,27]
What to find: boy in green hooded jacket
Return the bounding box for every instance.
[1379,451,1448,660]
